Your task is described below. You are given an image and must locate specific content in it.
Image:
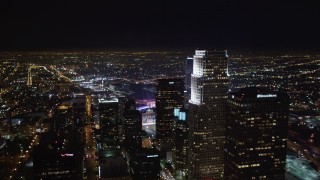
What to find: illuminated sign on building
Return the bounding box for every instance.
[179,112,186,121]
[147,155,158,158]
[174,108,187,121]
[174,108,180,117]
[61,153,74,157]
[257,94,277,98]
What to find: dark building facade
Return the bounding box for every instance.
[188,50,229,179]
[99,98,120,150]
[33,131,84,180]
[130,148,160,180]
[98,150,130,179]
[185,57,193,107]
[156,78,184,151]
[225,87,289,179]
[123,109,142,152]
[172,108,189,174]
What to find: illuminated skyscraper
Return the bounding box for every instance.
[156,78,184,151]
[188,50,229,179]
[224,87,289,179]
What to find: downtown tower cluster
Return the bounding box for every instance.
[156,50,289,179]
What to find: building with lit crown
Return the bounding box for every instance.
[188,50,229,179]
[224,87,289,179]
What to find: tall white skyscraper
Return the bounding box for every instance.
[188,50,229,179]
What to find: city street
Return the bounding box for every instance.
[84,125,98,180]
[84,94,98,180]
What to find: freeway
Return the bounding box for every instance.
[288,130,320,171]
[286,152,320,180]
[49,65,73,83]
[161,168,174,180]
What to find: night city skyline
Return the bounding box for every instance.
[1,1,320,180]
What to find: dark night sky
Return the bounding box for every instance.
[1,1,320,51]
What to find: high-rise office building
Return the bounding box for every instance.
[185,57,193,107]
[119,96,137,144]
[188,50,229,179]
[156,78,184,151]
[224,87,289,179]
[172,108,189,174]
[123,109,142,152]
[99,98,120,150]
